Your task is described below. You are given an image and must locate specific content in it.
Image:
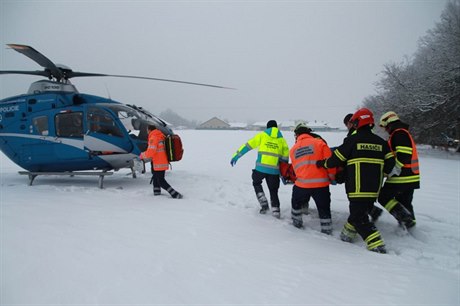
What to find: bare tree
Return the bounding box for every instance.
[363,0,460,146]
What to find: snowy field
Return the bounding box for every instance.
[1,129,459,305]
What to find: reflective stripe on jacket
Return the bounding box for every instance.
[386,127,420,186]
[232,127,289,175]
[290,134,335,188]
[141,129,169,171]
[324,127,395,201]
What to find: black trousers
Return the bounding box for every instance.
[291,185,331,220]
[252,170,280,208]
[378,184,415,218]
[152,170,173,193]
[348,201,378,240]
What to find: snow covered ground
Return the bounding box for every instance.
[1,130,459,305]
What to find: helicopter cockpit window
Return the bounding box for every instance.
[55,112,83,138]
[32,116,49,136]
[99,103,172,138]
[87,108,123,137]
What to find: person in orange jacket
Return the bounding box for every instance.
[289,122,335,234]
[377,111,418,228]
[140,125,183,199]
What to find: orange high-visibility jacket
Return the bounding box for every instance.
[386,127,420,186]
[141,129,169,171]
[290,134,335,188]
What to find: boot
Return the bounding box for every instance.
[259,205,269,214]
[256,192,269,214]
[369,245,387,254]
[167,187,183,199]
[272,207,281,219]
[320,218,332,235]
[292,218,303,229]
[388,202,416,229]
[291,210,303,228]
[365,230,386,254]
[340,222,357,242]
[173,193,183,199]
[369,206,383,222]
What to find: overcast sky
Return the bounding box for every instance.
[0,0,448,126]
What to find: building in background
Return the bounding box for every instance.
[248,121,266,130]
[279,120,296,131]
[196,117,231,130]
[307,120,338,131]
[197,117,338,131]
[229,122,248,130]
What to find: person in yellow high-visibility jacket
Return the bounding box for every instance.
[231,120,289,218]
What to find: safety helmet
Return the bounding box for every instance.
[379,111,399,127]
[350,108,374,129]
[294,121,312,134]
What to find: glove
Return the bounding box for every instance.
[230,157,238,167]
[387,165,402,177]
[330,180,337,185]
[335,171,345,184]
[281,177,294,185]
[316,159,325,168]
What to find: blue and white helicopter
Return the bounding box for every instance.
[0,44,229,187]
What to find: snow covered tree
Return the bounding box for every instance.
[363,0,460,145]
[159,108,198,128]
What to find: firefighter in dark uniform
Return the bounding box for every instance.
[337,113,384,221]
[377,111,419,228]
[316,108,395,253]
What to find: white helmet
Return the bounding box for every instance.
[294,121,311,134]
[379,111,399,127]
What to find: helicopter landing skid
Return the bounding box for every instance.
[18,171,114,189]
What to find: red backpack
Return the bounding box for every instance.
[165,134,184,162]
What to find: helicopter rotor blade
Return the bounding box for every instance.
[4,44,235,89]
[68,72,235,89]
[7,44,63,80]
[0,70,51,77]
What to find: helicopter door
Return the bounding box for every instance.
[20,115,54,166]
[84,107,133,154]
[53,111,87,161]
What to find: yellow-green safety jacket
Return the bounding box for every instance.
[232,127,289,175]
